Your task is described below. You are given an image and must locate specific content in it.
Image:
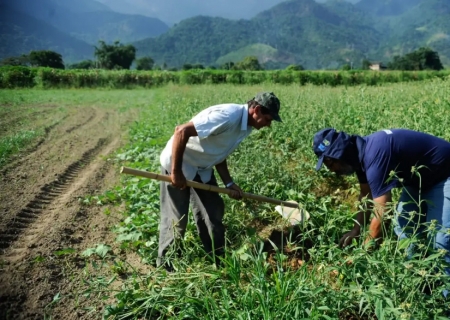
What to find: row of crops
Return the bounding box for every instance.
[1,66,449,89]
[2,78,449,318]
[100,80,450,319]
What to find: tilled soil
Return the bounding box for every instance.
[0,105,139,319]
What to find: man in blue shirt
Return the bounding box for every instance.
[313,128,450,285]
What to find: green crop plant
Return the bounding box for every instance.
[107,79,450,319]
[1,66,450,89]
[1,78,449,318]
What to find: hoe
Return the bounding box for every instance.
[120,166,310,225]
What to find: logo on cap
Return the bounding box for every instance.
[317,138,330,152]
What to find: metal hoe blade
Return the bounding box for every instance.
[275,201,310,225]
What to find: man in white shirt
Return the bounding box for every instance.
[158,92,282,271]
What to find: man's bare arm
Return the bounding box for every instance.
[215,159,243,200]
[353,183,373,230]
[171,122,198,188]
[366,191,392,244]
[339,183,372,247]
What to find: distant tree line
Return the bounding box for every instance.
[387,47,443,71]
[361,47,443,71]
[0,43,444,72]
[1,50,65,69]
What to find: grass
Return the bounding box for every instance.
[105,80,450,319]
[0,129,40,168]
[0,94,69,168]
[1,79,450,319]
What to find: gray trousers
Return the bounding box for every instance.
[157,167,225,267]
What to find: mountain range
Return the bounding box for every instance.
[0,0,169,62]
[94,0,360,25]
[0,0,449,68]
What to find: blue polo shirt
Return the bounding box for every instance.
[356,129,450,198]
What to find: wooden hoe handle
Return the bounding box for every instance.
[120,166,299,209]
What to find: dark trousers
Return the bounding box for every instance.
[157,167,225,267]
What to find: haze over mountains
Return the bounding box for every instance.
[95,0,360,25]
[1,0,449,68]
[0,0,169,61]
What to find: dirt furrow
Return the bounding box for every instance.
[0,115,68,174]
[0,106,103,226]
[0,102,139,320]
[65,114,95,134]
[0,109,53,136]
[0,138,108,251]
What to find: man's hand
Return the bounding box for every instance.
[363,237,380,252]
[339,227,361,248]
[227,183,244,200]
[171,171,187,189]
[338,183,375,249]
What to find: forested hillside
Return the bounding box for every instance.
[356,0,422,16]
[52,10,169,44]
[134,0,449,69]
[250,0,381,69]
[0,6,94,62]
[135,0,382,69]
[134,17,256,67]
[0,0,448,68]
[373,0,450,65]
[0,0,169,46]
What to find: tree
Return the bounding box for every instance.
[234,56,263,71]
[136,57,154,70]
[285,64,304,71]
[388,56,412,70]
[68,60,96,69]
[29,50,65,69]
[361,59,371,70]
[94,40,136,70]
[387,47,443,71]
[221,62,234,70]
[413,47,443,70]
[181,63,205,70]
[182,64,193,70]
[341,63,351,71]
[0,55,30,66]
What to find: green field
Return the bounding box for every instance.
[106,81,450,319]
[1,79,450,319]
[2,67,450,89]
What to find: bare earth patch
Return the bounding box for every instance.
[0,104,139,319]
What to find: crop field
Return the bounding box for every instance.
[0,78,450,319]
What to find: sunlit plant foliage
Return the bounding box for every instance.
[108,80,450,319]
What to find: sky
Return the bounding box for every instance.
[95,0,359,25]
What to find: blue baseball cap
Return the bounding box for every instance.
[313,128,353,170]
